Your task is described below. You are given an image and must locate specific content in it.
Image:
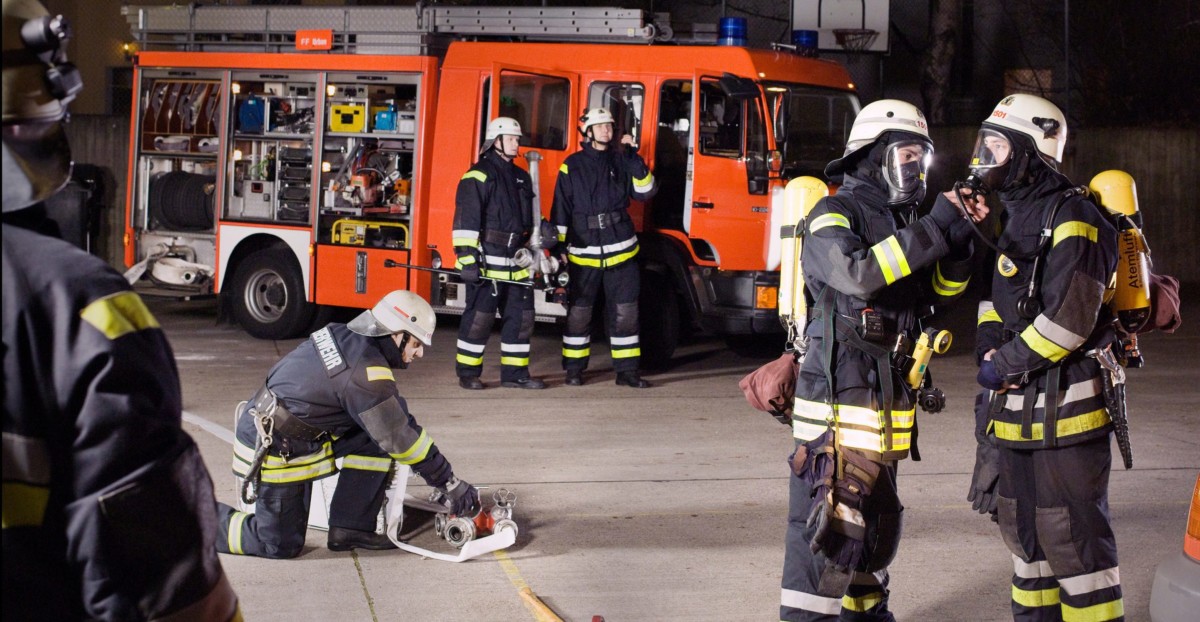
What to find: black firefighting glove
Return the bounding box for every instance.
[437,476,481,517]
[807,446,880,573]
[459,263,481,285]
[948,217,974,250]
[928,193,963,231]
[539,220,559,251]
[967,391,1000,520]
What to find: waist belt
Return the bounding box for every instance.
[249,386,328,442]
[587,210,627,230]
[483,229,527,249]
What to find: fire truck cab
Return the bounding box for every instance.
[122,5,859,365]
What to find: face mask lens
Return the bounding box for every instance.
[970,130,1011,170]
[886,141,931,193]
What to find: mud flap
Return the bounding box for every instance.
[1036,506,1087,577]
[865,509,903,572]
[997,494,1031,561]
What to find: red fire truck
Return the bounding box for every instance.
[122,4,859,364]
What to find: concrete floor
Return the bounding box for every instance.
[157,296,1199,621]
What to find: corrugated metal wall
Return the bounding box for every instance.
[63,115,1198,284]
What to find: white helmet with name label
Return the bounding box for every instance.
[347,289,435,346]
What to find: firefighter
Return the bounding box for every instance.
[216,290,481,558]
[452,116,546,390]
[969,94,1123,621]
[782,99,985,621]
[551,107,657,387]
[2,0,240,619]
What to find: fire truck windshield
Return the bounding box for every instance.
[764,83,861,179]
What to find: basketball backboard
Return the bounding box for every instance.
[792,0,890,54]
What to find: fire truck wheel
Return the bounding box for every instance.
[229,248,316,340]
[639,269,679,370]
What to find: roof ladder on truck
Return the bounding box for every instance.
[123,4,666,55]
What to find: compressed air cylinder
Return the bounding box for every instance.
[778,176,829,330]
[1089,170,1151,333]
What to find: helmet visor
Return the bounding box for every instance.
[884,139,933,195]
[970,129,1012,171]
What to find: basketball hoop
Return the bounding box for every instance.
[833,28,879,53]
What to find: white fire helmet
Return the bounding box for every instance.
[824,99,932,178]
[974,93,1067,166]
[579,107,615,134]
[347,289,436,346]
[479,116,522,156]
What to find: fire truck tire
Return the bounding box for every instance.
[639,269,679,370]
[228,248,315,340]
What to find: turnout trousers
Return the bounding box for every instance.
[996,436,1124,621]
[562,259,641,373]
[455,280,535,383]
[781,450,900,621]
[216,427,392,559]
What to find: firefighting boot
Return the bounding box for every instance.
[501,377,547,389]
[327,527,398,552]
[615,371,651,388]
[565,370,584,386]
[458,376,484,390]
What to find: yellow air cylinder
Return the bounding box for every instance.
[906,328,952,389]
[1089,170,1151,333]
[779,176,829,330]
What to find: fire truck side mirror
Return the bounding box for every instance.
[718,72,759,100]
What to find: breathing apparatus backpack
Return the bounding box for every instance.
[1088,170,1153,367]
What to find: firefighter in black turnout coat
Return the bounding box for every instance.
[452,116,546,390]
[969,94,1123,621]
[217,290,481,558]
[2,1,240,618]
[551,107,657,387]
[782,100,985,621]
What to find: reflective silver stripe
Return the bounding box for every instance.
[568,235,638,256]
[1013,556,1055,579]
[556,225,568,235]
[456,339,486,353]
[781,587,842,615]
[2,432,50,485]
[1033,314,1086,352]
[500,343,531,353]
[563,335,590,346]
[632,172,655,193]
[1001,377,1101,410]
[484,254,518,266]
[609,335,639,346]
[452,229,479,241]
[978,300,995,319]
[1058,567,1121,596]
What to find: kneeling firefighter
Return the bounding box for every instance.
[968,94,1124,621]
[216,290,481,558]
[782,100,984,621]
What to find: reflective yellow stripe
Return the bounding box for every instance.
[499,356,529,366]
[227,511,249,555]
[343,455,393,472]
[452,237,479,247]
[1062,598,1124,622]
[611,347,641,359]
[870,236,910,285]
[993,408,1110,442]
[2,482,50,528]
[456,255,477,265]
[462,170,487,182]
[932,264,968,296]
[391,430,433,465]
[979,309,1002,325]
[809,213,850,232]
[559,163,569,174]
[80,291,160,340]
[1019,325,1071,362]
[482,268,532,280]
[1012,585,1060,608]
[258,460,336,484]
[1052,221,1098,247]
[842,591,884,612]
[366,366,395,382]
[568,245,639,268]
[456,353,483,366]
[563,348,591,359]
